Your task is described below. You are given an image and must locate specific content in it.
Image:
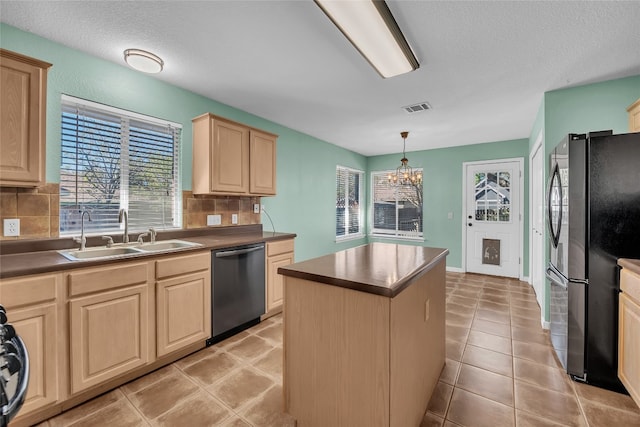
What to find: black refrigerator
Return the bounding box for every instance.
[547,130,640,393]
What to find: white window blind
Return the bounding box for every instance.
[371,171,423,238]
[60,95,181,236]
[336,166,363,238]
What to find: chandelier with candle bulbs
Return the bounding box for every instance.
[388,131,422,186]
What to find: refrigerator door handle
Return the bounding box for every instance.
[546,264,568,288]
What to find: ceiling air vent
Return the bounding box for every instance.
[402,102,431,114]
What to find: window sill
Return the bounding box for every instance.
[369,234,424,242]
[335,234,366,243]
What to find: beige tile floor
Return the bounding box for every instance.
[38,273,640,426]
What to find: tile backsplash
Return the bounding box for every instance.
[182,191,261,228]
[0,183,59,240]
[0,184,261,240]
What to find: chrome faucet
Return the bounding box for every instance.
[148,227,157,244]
[73,210,91,251]
[118,208,129,243]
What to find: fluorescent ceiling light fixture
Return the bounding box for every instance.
[123,49,164,73]
[314,0,419,78]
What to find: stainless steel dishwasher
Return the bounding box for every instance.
[207,243,265,345]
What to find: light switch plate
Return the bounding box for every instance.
[253,204,260,214]
[232,213,238,224]
[4,218,20,236]
[207,214,221,226]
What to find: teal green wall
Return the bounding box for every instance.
[367,139,530,272]
[545,75,640,154]
[0,23,368,262]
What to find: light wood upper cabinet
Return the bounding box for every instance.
[628,98,640,133]
[155,252,211,357]
[0,273,61,417]
[192,113,277,196]
[250,129,277,195]
[619,266,640,406]
[67,262,150,394]
[265,239,294,316]
[0,49,52,187]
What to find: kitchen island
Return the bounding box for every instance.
[278,242,448,427]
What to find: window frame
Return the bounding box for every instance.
[370,169,424,240]
[59,94,182,237]
[335,165,365,241]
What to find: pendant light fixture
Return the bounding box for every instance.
[388,131,422,186]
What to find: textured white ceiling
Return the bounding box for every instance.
[1,1,639,156]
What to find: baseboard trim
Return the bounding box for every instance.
[446,266,464,273]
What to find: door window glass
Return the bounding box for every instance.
[475,170,511,222]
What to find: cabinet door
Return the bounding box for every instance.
[69,284,149,394]
[267,252,294,313]
[1,273,60,415]
[628,98,640,133]
[156,271,211,357]
[6,303,59,414]
[211,118,249,193]
[250,129,277,195]
[0,49,51,187]
[619,292,640,405]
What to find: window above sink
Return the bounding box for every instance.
[59,95,182,237]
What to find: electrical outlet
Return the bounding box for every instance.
[261,204,265,212]
[3,219,20,237]
[253,204,260,214]
[232,213,238,224]
[207,214,221,226]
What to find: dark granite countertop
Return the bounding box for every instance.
[0,225,295,279]
[278,242,448,298]
[619,258,640,276]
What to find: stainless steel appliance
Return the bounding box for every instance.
[1,305,29,427]
[207,243,265,345]
[547,130,640,393]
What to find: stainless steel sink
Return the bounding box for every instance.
[59,239,202,261]
[135,240,202,252]
[59,246,144,261]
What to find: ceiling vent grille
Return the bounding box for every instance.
[402,102,431,114]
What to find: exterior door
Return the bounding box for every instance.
[465,159,522,278]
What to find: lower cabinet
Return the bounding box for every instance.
[155,252,211,357]
[265,239,294,316]
[619,267,640,406]
[67,262,150,394]
[0,273,61,416]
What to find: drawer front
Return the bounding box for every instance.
[0,273,58,308]
[68,262,148,297]
[621,269,640,304]
[267,239,294,257]
[155,251,210,280]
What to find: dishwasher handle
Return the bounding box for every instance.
[215,246,263,258]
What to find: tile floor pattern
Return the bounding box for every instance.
[37,272,640,426]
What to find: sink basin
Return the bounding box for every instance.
[136,240,202,252]
[58,239,202,261]
[59,246,143,261]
